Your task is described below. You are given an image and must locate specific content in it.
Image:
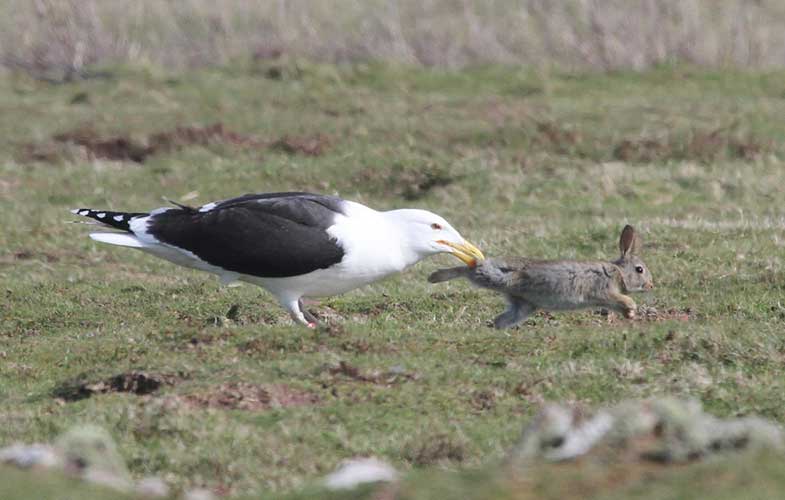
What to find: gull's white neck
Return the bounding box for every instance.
[327,203,429,280]
[384,208,432,267]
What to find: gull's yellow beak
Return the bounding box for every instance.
[437,240,485,267]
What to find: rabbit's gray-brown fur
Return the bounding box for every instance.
[428,225,653,329]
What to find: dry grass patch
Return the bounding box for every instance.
[180,382,318,411]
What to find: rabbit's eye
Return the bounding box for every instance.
[431,223,443,230]
[635,266,644,273]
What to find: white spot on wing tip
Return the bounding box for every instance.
[96,212,106,219]
[199,202,217,212]
[113,215,124,222]
[70,209,79,215]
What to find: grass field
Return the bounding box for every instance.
[2,61,785,498]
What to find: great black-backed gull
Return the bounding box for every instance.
[71,192,484,327]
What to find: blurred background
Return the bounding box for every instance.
[4,0,785,81]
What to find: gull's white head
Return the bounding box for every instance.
[389,209,484,267]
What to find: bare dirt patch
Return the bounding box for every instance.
[270,134,330,156]
[6,250,61,263]
[402,433,468,466]
[180,329,234,350]
[21,123,261,163]
[596,306,696,324]
[21,123,332,164]
[612,138,671,163]
[470,389,498,412]
[328,361,418,385]
[637,306,696,322]
[353,163,457,200]
[147,123,262,152]
[448,117,770,164]
[51,128,151,162]
[53,371,179,401]
[339,339,372,354]
[180,382,318,411]
[236,338,273,356]
[532,120,583,153]
[613,126,770,163]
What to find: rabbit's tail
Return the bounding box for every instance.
[428,266,471,283]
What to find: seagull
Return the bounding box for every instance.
[71,192,484,327]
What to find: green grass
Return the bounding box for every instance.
[2,62,785,498]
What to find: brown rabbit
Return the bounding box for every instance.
[428,225,653,329]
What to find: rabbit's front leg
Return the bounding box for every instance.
[493,297,535,329]
[608,292,637,319]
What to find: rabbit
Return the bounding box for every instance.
[428,225,653,329]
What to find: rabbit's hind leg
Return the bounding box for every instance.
[493,297,535,329]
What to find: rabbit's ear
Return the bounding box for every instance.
[632,232,641,255]
[619,225,638,258]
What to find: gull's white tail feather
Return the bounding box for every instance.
[89,233,145,248]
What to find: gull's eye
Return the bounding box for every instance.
[431,223,443,230]
[635,266,644,274]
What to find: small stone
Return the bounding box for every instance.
[0,443,60,469]
[135,477,170,498]
[388,365,407,375]
[508,397,785,466]
[324,457,398,490]
[182,488,216,500]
